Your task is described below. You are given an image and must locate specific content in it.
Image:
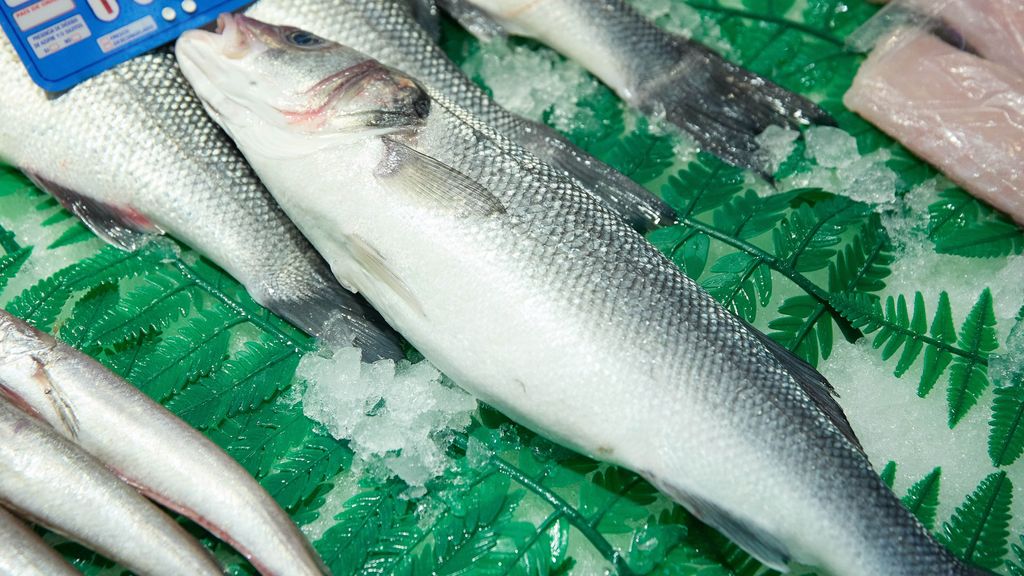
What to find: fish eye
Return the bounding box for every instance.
[284,30,325,48]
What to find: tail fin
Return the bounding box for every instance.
[638,39,835,178]
[266,281,405,363]
[512,120,678,233]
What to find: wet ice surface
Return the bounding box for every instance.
[300,347,478,494]
[459,39,602,133]
[766,126,900,206]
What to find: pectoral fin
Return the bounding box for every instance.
[25,172,162,251]
[435,0,508,41]
[347,235,425,320]
[376,138,506,218]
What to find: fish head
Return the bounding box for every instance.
[176,14,431,152]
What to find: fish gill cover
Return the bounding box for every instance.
[0,0,1022,574]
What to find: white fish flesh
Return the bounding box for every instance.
[844,31,1024,225]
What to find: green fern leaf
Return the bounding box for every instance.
[89,272,196,346]
[939,471,1013,569]
[772,195,871,274]
[167,338,300,429]
[929,188,1024,258]
[701,252,772,322]
[1007,534,1024,576]
[901,467,941,531]
[989,384,1024,467]
[57,283,119,349]
[880,461,897,488]
[316,487,399,575]
[7,274,74,331]
[947,289,998,427]
[215,402,316,479]
[130,307,238,402]
[0,246,30,294]
[768,294,832,365]
[650,227,711,280]
[47,222,94,249]
[261,432,351,513]
[601,119,677,184]
[659,153,747,218]
[628,517,686,574]
[921,292,956,397]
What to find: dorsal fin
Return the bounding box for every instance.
[741,318,864,453]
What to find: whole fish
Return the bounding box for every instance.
[0,39,402,361]
[440,0,836,175]
[245,0,675,233]
[176,16,988,575]
[0,310,326,576]
[0,506,78,576]
[0,396,221,576]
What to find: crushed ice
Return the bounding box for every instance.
[459,39,601,133]
[300,347,477,493]
[757,126,900,206]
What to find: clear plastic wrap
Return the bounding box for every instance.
[843,28,1024,224]
[850,0,1024,76]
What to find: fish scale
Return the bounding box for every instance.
[175,17,990,575]
[246,0,677,233]
[0,41,403,361]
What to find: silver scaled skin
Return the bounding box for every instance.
[0,506,78,576]
[0,309,327,576]
[0,396,222,576]
[0,38,402,361]
[175,17,989,576]
[445,0,837,176]
[246,0,676,233]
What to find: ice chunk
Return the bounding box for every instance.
[459,39,600,132]
[754,126,799,175]
[805,126,860,169]
[778,126,899,206]
[300,348,477,489]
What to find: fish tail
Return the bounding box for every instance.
[512,120,677,233]
[637,39,835,177]
[264,276,405,362]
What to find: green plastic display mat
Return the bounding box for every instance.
[1,1,1023,574]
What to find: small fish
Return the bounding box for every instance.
[441,0,836,175]
[176,16,990,575]
[0,396,222,576]
[0,38,402,362]
[844,30,1024,226]
[0,309,327,576]
[0,506,78,576]
[246,0,675,233]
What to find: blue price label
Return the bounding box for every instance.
[0,0,251,91]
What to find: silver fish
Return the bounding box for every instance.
[0,310,326,576]
[441,0,836,176]
[0,506,78,576]
[245,0,675,233]
[0,39,402,361]
[176,17,989,575]
[0,396,221,576]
